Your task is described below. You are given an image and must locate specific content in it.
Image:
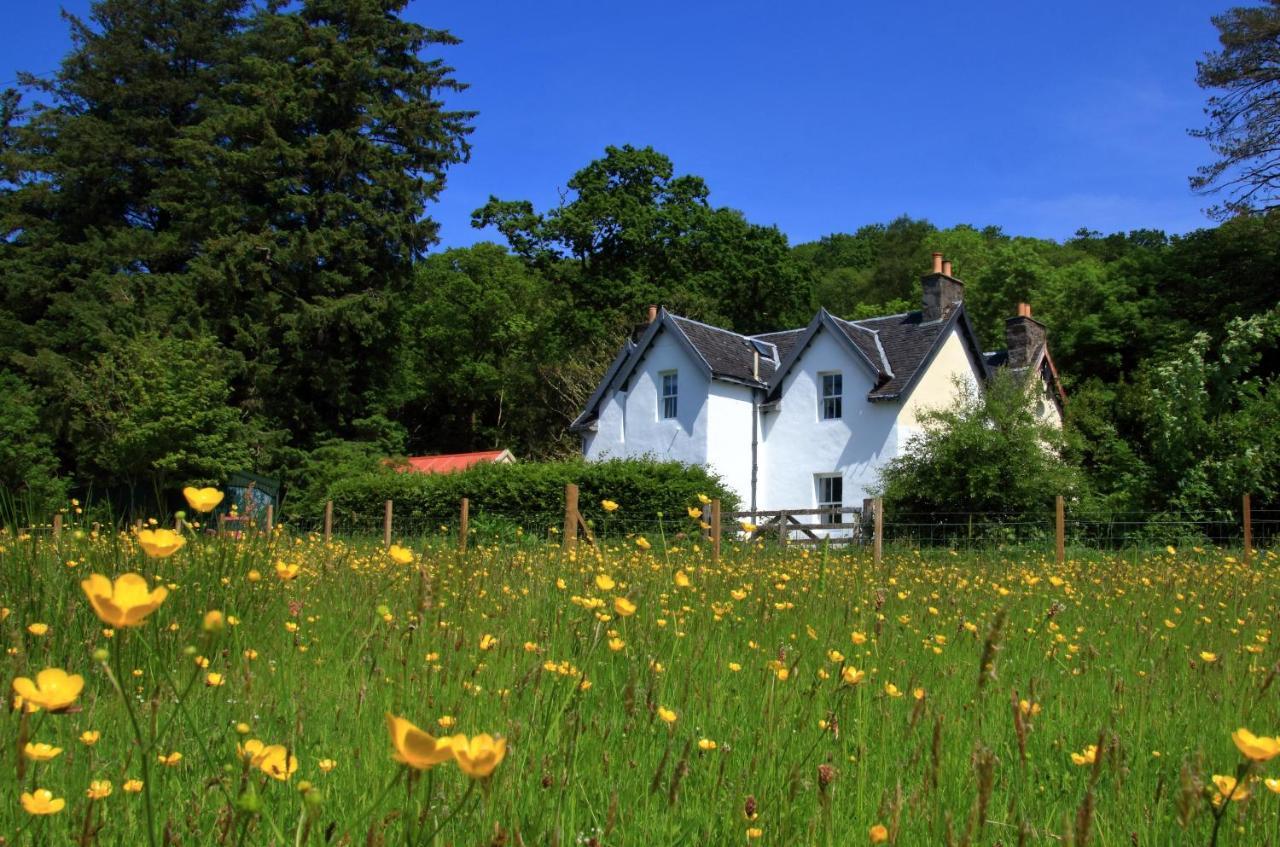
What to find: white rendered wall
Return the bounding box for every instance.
[583,328,710,468]
[757,329,901,519]
[704,381,756,508]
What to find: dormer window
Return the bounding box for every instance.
[661,370,678,419]
[820,372,842,420]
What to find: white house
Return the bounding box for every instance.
[570,253,1065,521]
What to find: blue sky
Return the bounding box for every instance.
[2,1,1226,249]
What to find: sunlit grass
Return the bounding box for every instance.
[1,516,1278,845]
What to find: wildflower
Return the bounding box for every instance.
[913,687,926,700]
[1200,651,1218,663]
[27,622,48,636]
[698,738,717,751]
[24,742,62,761]
[884,683,903,698]
[205,672,225,687]
[1018,700,1041,717]
[81,573,168,627]
[746,827,763,839]
[1212,774,1250,805]
[203,610,225,633]
[80,730,101,746]
[595,573,616,591]
[687,506,703,519]
[775,667,790,681]
[437,716,456,729]
[123,780,144,794]
[739,521,757,533]
[1070,745,1098,766]
[21,789,64,815]
[827,650,844,663]
[275,561,301,580]
[86,780,112,800]
[12,668,84,712]
[851,632,867,645]
[136,528,186,558]
[635,536,651,550]
[388,545,415,565]
[157,751,183,767]
[256,745,298,781]
[697,493,711,505]
[1232,728,1280,761]
[608,637,626,652]
[479,634,498,651]
[869,824,889,843]
[614,597,637,617]
[182,487,224,513]
[674,570,691,588]
[386,713,455,769]
[1266,777,1280,794]
[445,733,507,779]
[601,500,619,512]
[728,662,742,672]
[657,706,677,724]
[318,758,337,773]
[247,569,262,582]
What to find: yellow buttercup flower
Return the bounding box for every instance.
[81,573,169,627]
[1071,744,1098,766]
[256,745,298,781]
[1200,651,1218,663]
[884,683,902,698]
[697,493,710,505]
[1265,777,1280,794]
[13,668,84,712]
[205,672,225,687]
[479,634,498,651]
[136,528,186,558]
[674,570,691,588]
[80,730,101,746]
[608,637,626,652]
[202,610,225,633]
[318,758,337,773]
[842,667,865,685]
[21,789,65,815]
[182,486,224,513]
[657,706,677,724]
[388,545,415,565]
[27,622,48,636]
[386,713,455,770]
[157,751,183,767]
[275,561,301,581]
[446,733,507,779]
[122,779,144,794]
[687,506,703,519]
[635,536,651,550]
[1212,774,1250,805]
[614,597,637,617]
[698,738,717,751]
[595,573,616,591]
[23,742,62,761]
[601,500,619,512]
[1232,728,1280,761]
[851,631,867,645]
[86,780,112,800]
[869,824,888,843]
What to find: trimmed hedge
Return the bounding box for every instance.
[319,458,739,534]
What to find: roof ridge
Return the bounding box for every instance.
[669,313,752,342]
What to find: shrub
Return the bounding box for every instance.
[317,458,738,536]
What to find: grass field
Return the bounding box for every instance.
[3,506,1279,846]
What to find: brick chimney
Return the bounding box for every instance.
[1004,303,1047,369]
[921,254,964,323]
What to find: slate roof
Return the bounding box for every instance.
[571,302,1005,429]
[669,316,777,383]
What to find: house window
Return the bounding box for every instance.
[817,474,843,524]
[661,371,678,419]
[820,372,842,420]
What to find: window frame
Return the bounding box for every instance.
[819,371,843,421]
[816,473,843,525]
[660,370,678,420]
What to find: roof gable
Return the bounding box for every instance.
[859,304,988,401]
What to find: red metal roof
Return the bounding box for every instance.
[395,450,514,474]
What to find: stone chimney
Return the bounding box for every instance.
[1004,303,1047,369]
[921,254,964,323]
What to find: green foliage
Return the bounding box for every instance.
[322,458,739,533]
[1191,1,1280,217]
[0,371,66,513]
[63,334,256,491]
[875,370,1085,517]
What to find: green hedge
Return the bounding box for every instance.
[316,458,739,535]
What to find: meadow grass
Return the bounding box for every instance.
[2,516,1279,845]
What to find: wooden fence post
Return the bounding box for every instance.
[873,497,883,567]
[1055,495,1065,566]
[264,504,273,537]
[563,484,579,551]
[323,501,333,544]
[383,499,393,548]
[711,499,721,562]
[459,497,470,553]
[52,513,62,540]
[1243,493,1253,566]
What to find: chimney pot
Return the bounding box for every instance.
[647,304,658,324]
[942,259,953,277]
[1017,302,1032,317]
[931,252,943,274]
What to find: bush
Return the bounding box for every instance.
[319,458,739,536]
